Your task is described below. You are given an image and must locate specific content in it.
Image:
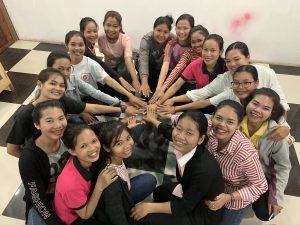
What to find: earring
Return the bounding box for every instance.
[35,87,41,97]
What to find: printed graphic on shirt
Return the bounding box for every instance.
[81,73,90,81]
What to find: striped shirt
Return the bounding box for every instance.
[107,161,131,190]
[207,122,268,209]
[163,48,201,89]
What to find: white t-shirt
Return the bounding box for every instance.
[72,56,109,90]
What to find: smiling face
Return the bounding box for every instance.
[39,75,65,100]
[172,116,204,155]
[103,16,121,41]
[246,94,274,127]
[51,58,72,80]
[34,107,67,141]
[202,39,223,68]
[69,129,101,169]
[66,35,85,62]
[153,23,170,44]
[175,19,192,44]
[232,71,258,101]
[225,49,250,74]
[190,31,206,55]
[211,106,240,147]
[108,129,134,165]
[83,21,98,45]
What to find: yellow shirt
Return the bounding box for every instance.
[240,116,269,150]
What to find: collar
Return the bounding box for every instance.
[73,156,93,181]
[175,146,197,168]
[240,116,269,139]
[202,57,225,82]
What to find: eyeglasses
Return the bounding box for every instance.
[231,81,255,88]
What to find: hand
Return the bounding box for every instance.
[119,78,135,92]
[205,193,230,211]
[267,125,290,141]
[128,94,146,108]
[268,203,283,218]
[139,82,152,98]
[96,167,118,192]
[80,113,97,124]
[131,203,153,221]
[132,79,141,92]
[157,111,172,120]
[163,98,175,106]
[143,106,158,124]
[157,105,176,114]
[125,106,139,116]
[149,88,165,104]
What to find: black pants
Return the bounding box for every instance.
[252,179,271,221]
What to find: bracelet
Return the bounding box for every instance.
[120,105,127,114]
[230,193,235,202]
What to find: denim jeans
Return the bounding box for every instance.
[27,207,47,225]
[130,173,157,203]
[220,205,250,225]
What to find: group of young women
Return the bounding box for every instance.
[6,9,293,225]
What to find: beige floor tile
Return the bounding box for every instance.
[293,142,300,163]
[9,40,40,50]
[0,102,20,128]
[10,50,50,75]
[23,89,36,105]
[277,74,300,104]
[0,147,22,213]
[0,216,24,225]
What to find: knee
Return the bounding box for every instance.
[253,210,270,221]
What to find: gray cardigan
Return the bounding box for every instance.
[258,120,291,207]
[65,75,119,106]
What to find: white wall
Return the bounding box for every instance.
[3,0,300,66]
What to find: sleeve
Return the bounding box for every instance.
[123,35,133,58]
[209,88,234,106]
[268,139,291,206]
[186,73,228,102]
[84,48,121,80]
[6,112,31,145]
[101,179,131,225]
[60,96,86,114]
[163,39,176,62]
[89,58,109,85]
[19,151,65,225]
[157,122,173,141]
[163,49,193,89]
[237,150,268,204]
[265,67,290,111]
[171,160,217,215]
[77,78,119,106]
[138,35,150,76]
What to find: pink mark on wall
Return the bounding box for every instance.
[230,12,253,33]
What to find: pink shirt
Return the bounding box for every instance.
[207,122,268,210]
[181,58,209,89]
[54,157,92,225]
[98,32,133,68]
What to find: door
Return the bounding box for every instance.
[0,0,18,54]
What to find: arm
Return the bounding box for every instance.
[75,168,118,219]
[104,76,146,107]
[131,202,171,221]
[19,152,65,225]
[124,56,141,91]
[160,77,186,104]
[77,78,120,106]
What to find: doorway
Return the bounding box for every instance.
[0,0,18,54]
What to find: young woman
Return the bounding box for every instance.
[18,100,68,225]
[138,15,174,97]
[150,14,195,103]
[241,88,291,221]
[54,124,117,225]
[98,10,141,91]
[131,109,224,225]
[159,34,227,105]
[93,120,157,225]
[65,30,145,107]
[205,100,268,225]
[80,17,135,93]
[159,25,209,95]
[159,64,258,114]
[6,68,136,158]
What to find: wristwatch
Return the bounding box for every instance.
[120,105,127,114]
